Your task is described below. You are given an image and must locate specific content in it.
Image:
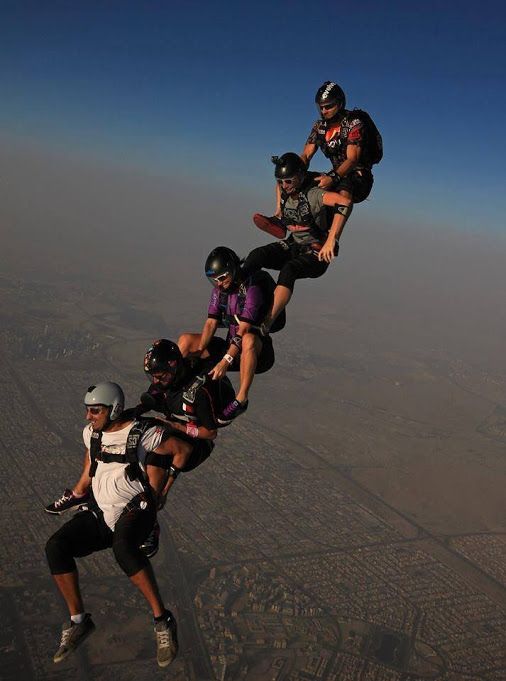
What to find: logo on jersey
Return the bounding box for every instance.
[325,126,341,147]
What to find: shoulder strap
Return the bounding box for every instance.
[89,421,154,481]
[89,430,102,477]
[125,420,151,465]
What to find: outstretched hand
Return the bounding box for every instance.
[209,360,228,381]
[318,240,337,263]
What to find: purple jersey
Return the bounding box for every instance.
[207,274,270,339]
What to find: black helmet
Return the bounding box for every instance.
[272,153,306,179]
[315,81,346,110]
[205,246,241,287]
[144,339,183,384]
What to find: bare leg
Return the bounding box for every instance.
[265,285,292,329]
[236,334,261,403]
[53,571,84,616]
[129,564,166,617]
[177,333,204,357]
[148,436,193,506]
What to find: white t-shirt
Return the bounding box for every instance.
[83,421,165,530]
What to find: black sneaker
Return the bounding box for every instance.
[217,399,249,425]
[53,614,95,663]
[45,489,90,515]
[154,614,178,668]
[140,521,160,559]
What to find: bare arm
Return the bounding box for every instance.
[197,318,219,354]
[165,419,217,440]
[316,142,362,189]
[335,143,361,179]
[300,143,317,167]
[208,319,251,381]
[72,449,92,495]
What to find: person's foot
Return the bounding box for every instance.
[253,213,287,240]
[53,614,95,663]
[45,489,90,515]
[140,521,160,559]
[218,399,249,425]
[154,613,178,667]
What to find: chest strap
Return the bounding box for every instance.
[89,420,155,482]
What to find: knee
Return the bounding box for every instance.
[244,247,263,267]
[177,333,191,355]
[113,538,148,577]
[46,532,74,574]
[169,437,192,468]
[276,271,296,291]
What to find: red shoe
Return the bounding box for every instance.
[253,214,287,240]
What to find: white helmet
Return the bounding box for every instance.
[84,382,124,421]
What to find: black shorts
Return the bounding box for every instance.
[207,334,275,374]
[45,499,156,578]
[335,168,373,203]
[243,240,329,292]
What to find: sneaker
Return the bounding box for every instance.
[154,614,178,667]
[253,213,287,240]
[217,399,249,425]
[140,521,160,559]
[53,614,95,663]
[45,489,90,515]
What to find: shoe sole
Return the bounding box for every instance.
[157,650,178,667]
[253,213,286,240]
[157,641,178,667]
[53,624,96,663]
[44,505,81,515]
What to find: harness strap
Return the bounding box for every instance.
[89,419,157,485]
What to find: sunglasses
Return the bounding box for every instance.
[85,406,104,415]
[320,103,337,111]
[208,272,230,284]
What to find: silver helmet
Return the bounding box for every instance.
[84,382,124,421]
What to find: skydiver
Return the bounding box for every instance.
[139,338,228,493]
[301,81,379,200]
[178,246,281,424]
[44,382,178,668]
[246,153,352,334]
[46,341,233,559]
[271,81,380,218]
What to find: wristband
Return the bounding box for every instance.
[185,423,199,438]
[223,353,234,365]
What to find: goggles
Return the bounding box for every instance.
[207,271,230,285]
[85,406,104,415]
[320,102,338,111]
[277,177,297,185]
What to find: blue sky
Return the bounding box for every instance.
[1,0,505,232]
